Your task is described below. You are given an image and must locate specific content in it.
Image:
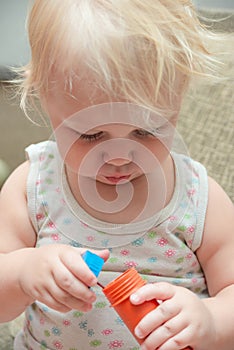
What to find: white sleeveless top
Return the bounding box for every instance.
[15,140,209,350]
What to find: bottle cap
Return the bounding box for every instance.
[82,250,104,277]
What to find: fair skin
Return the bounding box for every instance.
[0,78,234,350]
[44,76,177,224]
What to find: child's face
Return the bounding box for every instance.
[42,76,178,186]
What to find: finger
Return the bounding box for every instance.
[51,288,93,313]
[53,263,97,304]
[130,282,176,304]
[71,249,109,285]
[91,249,110,262]
[59,248,98,286]
[42,273,95,312]
[156,326,192,350]
[138,314,188,349]
[134,300,180,340]
[33,285,71,313]
[39,286,92,313]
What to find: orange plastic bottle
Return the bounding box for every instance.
[103,268,158,344]
[103,268,191,349]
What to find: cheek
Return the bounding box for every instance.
[144,139,170,163]
[64,142,104,176]
[63,143,86,171]
[51,126,88,172]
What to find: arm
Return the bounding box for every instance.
[0,162,37,320]
[196,176,234,349]
[0,162,109,322]
[130,177,234,350]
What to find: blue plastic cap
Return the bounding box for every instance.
[82,251,104,277]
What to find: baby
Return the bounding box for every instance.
[0,1,233,349]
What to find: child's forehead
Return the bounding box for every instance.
[45,74,175,131]
[62,102,167,133]
[47,68,181,112]
[49,68,109,100]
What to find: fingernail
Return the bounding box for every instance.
[130,293,140,302]
[135,327,144,339]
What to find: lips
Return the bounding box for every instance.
[104,175,131,184]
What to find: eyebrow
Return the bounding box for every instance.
[63,118,102,133]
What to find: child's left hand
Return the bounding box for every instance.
[130,282,215,350]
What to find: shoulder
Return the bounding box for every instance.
[197,176,234,295]
[1,161,30,195]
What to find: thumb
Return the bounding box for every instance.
[130,282,175,305]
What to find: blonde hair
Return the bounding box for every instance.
[18,0,218,117]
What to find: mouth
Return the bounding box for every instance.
[104,175,131,184]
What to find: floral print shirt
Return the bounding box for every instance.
[14,141,209,350]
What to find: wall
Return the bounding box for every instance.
[194,0,234,9]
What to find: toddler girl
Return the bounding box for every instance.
[0,1,233,349]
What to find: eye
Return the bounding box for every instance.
[133,129,155,138]
[79,131,104,142]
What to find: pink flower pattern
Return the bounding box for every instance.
[124,261,138,268]
[157,238,168,247]
[108,340,124,348]
[63,319,71,326]
[120,249,130,256]
[86,235,95,242]
[165,249,176,258]
[187,226,195,234]
[102,329,113,336]
[186,253,193,260]
[48,221,55,229]
[36,213,44,221]
[53,340,63,349]
[51,233,60,242]
[188,188,196,196]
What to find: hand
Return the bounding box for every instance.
[15,245,109,313]
[130,282,215,350]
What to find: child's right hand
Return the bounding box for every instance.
[15,245,109,313]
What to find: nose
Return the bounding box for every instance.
[102,139,133,167]
[104,157,132,167]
